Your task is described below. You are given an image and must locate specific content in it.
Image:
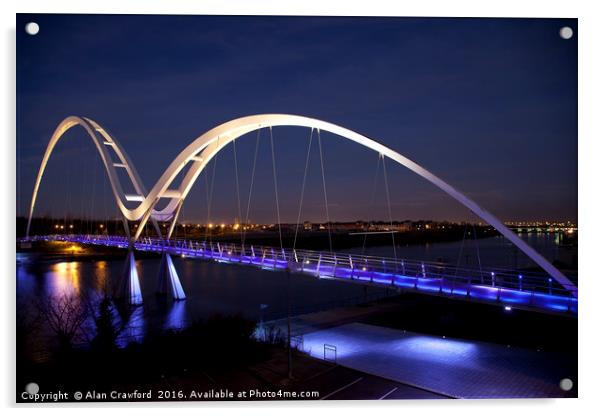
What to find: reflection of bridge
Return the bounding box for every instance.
[24,234,577,316]
[23,114,578,312]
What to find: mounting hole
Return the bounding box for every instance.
[559,26,573,40]
[25,22,39,36]
[559,378,573,391]
[25,382,39,394]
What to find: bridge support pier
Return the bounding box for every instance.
[120,250,143,306]
[157,252,186,300]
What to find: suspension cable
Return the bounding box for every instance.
[88,152,98,235]
[362,154,382,255]
[82,137,88,233]
[381,155,397,262]
[44,162,57,236]
[181,204,186,240]
[65,142,72,232]
[203,167,210,241]
[454,221,469,277]
[232,139,244,244]
[317,129,333,253]
[269,127,284,251]
[293,128,314,250]
[85,140,92,234]
[472,220,484,282]
[102,166,107,234]
[79,138,86,234]
[205,143,219,244]
[242,129,261,246]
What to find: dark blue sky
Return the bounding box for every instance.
[17,14,577,224]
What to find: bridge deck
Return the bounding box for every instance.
[24,235,577,316]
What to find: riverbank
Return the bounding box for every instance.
[17,312,449,402]
[265,292,577,353]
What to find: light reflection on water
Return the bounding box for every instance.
[164,301,187,331]
[47,261,81,297]
[93,261,109,293]
[17,252,391,358]
[117,306,146,347]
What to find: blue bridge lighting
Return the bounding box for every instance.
[22,234,578,316]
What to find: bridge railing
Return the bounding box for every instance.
[23,234,578,311]
[177,238,576,314]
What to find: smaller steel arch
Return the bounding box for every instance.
[26,116,161,238]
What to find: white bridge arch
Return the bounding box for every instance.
[25,116,162,239]
[26,114,577,297]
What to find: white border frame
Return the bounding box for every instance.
[3,1,601,415]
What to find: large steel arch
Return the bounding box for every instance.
[27,114,577,297]
[25,116,161,238]
[134,114,577,297]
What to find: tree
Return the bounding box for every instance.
[36,294,89,352]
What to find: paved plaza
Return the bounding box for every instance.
[299,322,576,398]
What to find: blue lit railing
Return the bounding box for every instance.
[22,234,578,315]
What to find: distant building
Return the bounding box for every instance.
[303,221,314,231]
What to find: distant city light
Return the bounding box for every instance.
[504,306,512,312]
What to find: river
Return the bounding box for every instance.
[16,233,576,360]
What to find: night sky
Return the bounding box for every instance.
[16,14,577,225]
